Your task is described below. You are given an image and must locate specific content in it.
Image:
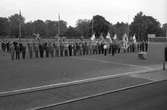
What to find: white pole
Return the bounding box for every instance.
[92,17,94,35]
[58,14,60,36]
[19,10,22,40]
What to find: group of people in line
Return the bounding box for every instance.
[0,39,148,60]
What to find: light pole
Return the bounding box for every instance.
[19,10,22,40]
[57,14,60,37]
[92,17,94,35]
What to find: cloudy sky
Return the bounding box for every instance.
[0,0,166,26]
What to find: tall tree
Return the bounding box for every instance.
[162,23,167,37]
[91,15,110,38]
[64,26,80,38]
[45,20,58,37]
[130,12,162,41]
[113,22,129,40]
[76,19,91,38]
[8,13,25,38]
[32,20,47,37]
[58,20,68,36]
[23,21,35,37]
[0,17,9,37]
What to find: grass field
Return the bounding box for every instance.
[0,43,166,92]
[0,43,167,110]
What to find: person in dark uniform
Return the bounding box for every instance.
[82,42,85,55]
[44,42,49,58]
[145,40,148,52]
[39,43,44,58]
[111,42,116,56]
[101,42,104,54]
[68,42,73,56]
[19,43,23,59]
[22,44,26,59]
[15,43,20,60]
[59,42,64,57]
[6,42,10,52]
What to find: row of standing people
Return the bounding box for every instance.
[0,40,148,60]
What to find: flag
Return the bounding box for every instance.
[132,34,136,43]
[113,34,117,40]
[122,33,129,49]
[106,32,111,39]
[91,34,95,41]
[123,33,128,42]
[106,32,112,43]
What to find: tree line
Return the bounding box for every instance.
[0,12,166,41]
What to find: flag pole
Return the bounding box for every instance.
[19,10,22,40]
[92,17,94,35]
[58,13,60,37]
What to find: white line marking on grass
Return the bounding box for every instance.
[72,57,151,69]
[30,79,167,110]
[0,67,158,97]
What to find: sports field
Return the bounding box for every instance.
[0,48,164,92]
[0,43,167,110]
